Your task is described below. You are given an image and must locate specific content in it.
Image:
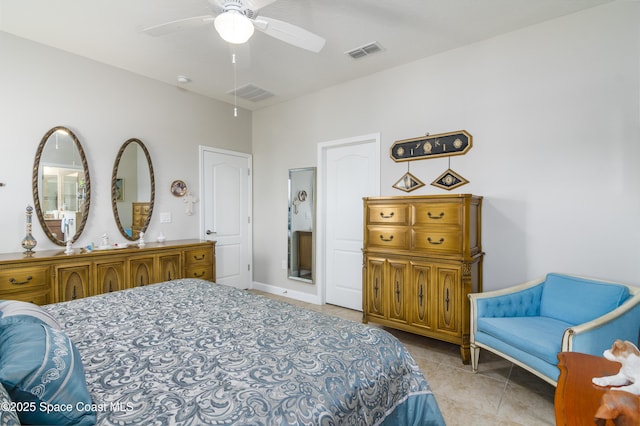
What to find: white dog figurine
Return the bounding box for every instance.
[592,339,640,395]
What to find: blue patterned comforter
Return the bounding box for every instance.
[45,279,444,425]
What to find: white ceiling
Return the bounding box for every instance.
[0,0,613,110]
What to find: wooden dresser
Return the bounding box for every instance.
[362,194,483,363]
[0,239,215,305]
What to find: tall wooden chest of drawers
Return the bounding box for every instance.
[131,202,151,239]
[362,194,483,363]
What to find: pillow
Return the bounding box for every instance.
[0,322,96,425]
[540,273,630,324]
[0,382,20,426]
[0,300,61,329]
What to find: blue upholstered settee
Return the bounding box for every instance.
[468,273,640,385]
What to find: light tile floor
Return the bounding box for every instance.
[252,291,556,426]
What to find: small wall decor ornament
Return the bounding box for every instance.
[183,191,197,216]
[393,171,425,192]
[431,168,469,191]
[171,180,187,197]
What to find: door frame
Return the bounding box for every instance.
[316,133,380,305]
[199,146,253,283]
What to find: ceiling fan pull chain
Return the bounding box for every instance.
[232,52,238,117]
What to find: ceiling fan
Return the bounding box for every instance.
[143,0,326,53]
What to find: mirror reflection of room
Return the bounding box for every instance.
[288,167,315,283]
[39,129,87,242]
[113,139,152,240]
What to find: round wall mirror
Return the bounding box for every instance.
[32,126,91,246]
[111,138,155,241]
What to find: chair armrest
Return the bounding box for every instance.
[468,278,545,319]
[562,292,640,355]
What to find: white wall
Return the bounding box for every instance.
[0,32,251,253]
[252,1,640,294]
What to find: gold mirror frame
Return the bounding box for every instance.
[111,138,155,241]
[32,126,91,246]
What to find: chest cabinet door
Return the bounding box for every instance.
[159,254,181,281]
[95,261,125,295]
[56,265,90,302]
[130,257,154,288]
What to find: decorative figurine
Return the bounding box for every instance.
[593,340,640,395]
[138,231,146,247]
[101,233,110,248]
[184,191,197,216]
[65,240,74,255]
[21,205,37,254]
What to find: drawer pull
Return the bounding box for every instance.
[427,237,445,245]
[427,212,445,219]
[192,271,205,278]
[192,254,205,261]
[379,212,395,219]
[9,276,33,285]
[379,235,394,242]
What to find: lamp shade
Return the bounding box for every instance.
[214,10,255,44]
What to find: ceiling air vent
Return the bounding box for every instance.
[345,42,383,60]
[228,84,274,102]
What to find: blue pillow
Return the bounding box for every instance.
[0,382,20,425]
[0,322,95,425]
[540,273,630,324]
[0,300,61,329]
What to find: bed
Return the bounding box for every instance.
[0,278,444,425]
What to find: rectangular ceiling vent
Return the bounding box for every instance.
[345,42,383,60]
[228,84,274,102]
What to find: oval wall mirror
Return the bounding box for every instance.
[111,138,155,241]
[32,126,91,246]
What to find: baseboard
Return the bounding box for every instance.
[251,281,322,305]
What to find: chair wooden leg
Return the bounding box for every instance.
[470,344,480,373]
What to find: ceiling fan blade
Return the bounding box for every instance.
[253,16,325,53]
[142,15,215,37]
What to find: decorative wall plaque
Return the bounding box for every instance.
[392,172,425,192]
[431,169,469,191]
[390,130,472,162]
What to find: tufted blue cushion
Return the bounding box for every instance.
[0,382,20,425]
[0,322,96,425]
[476,284,543,318]
[540,273,630,324]
[0,300,61,329]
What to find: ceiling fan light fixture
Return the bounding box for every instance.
[214,10,254,44]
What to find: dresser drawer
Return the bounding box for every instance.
[184,248,213,267]
[367,226,410,250]
[185,266,214,281]
[1,289,50,305]
[367,204,409,225]
[412,229,462,254]
[413,203,462,226]
[133,204,150,215]
[0,266,50,293]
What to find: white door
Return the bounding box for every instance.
[318,134,380,310]
[200,147,252,289]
